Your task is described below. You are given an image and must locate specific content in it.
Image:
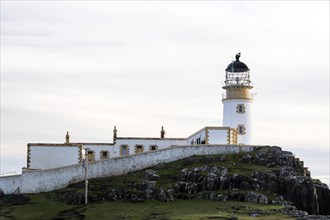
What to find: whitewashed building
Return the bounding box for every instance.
[26,54,254,170]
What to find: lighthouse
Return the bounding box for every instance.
[222,53,254,145]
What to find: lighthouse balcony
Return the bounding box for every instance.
[222,92,253,100]
[222,81,253,88]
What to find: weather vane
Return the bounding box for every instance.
[235,52,241,61]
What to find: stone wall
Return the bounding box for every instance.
[0,145,257,194]
[0,174,22,194]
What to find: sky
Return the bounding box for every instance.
[0,1,329,185]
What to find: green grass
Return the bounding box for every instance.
[85,200,294,220]
[2,199,294,220]
[0,193,79,220]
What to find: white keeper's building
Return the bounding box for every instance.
[26,54,255,170]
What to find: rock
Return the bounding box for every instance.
[314,183,330,215]
[240,154,252,163]
[244,192,268,204]
[282,176,319,215]
[215,194,227,201]
[61,192,84,205]
[179,168,189,181]
[166,188,174,202]
[146,181,156,190]
[210,166,228,176]
[217,155,228,162]
[257,158,267,166]
[193,166,209,173]
[227,192,244,201]
[230,174,251,190]
[130,194,141,203]
[133,180,156,191]
[251,171,276,181]
[269,146,282,153]
[175,181,186,192]
[89,194,99,203]
[266,162,276,167]
[185,182,198,194]
[279,166,297,177]
[144,169,160,181]
[145,189,153,199]
[183,157,199,166]
[282,205,308,218]
[200,156,215,164]
[297,215,330,220]
[206,172,219,190]
[157,189,167,202]
[251,171,279,193]
[249,209,272,217]
[106,189,118,201]
[188,172,205,183]
[178,166,208,184]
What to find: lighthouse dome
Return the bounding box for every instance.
[225,53,249,72]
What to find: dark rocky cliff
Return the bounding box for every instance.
[248,146,329,215]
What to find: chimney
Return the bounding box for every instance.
[160,126,166,139]
[65,131,70,144]
[113,126,117,142]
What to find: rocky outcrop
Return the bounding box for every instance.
[314,183,330,215]
[244,192,268,204]
[176,146,329,215]
[281,176,319,214]
[48,146,329,216]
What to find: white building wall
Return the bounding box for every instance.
[207,129,229,144]
[0,145,258,194]
[223,100,253,144]
[29,145,81,170]
[82,144,117,160]
[115,139,187,154]
[187,129,206,145]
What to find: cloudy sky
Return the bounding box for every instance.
[1,1,329,184]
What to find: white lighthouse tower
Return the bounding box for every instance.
[222,53,254,145]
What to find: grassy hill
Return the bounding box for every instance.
[1,147,325,219]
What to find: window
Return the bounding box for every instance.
[236,104,245,114]
[149,145,158,151]
[87,150,95,162]
[120,145,129,156]
[135,145,144,154]
[100,151,109,159]
[237,124,246,135]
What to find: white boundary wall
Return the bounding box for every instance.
[0,145,258,194]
